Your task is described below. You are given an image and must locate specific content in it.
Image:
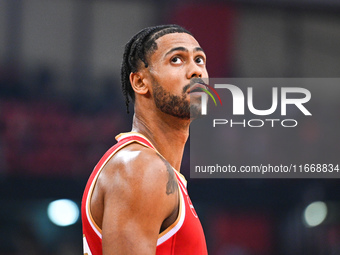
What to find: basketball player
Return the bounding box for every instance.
[82,24,208,255]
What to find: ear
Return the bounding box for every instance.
[129,72,149,95]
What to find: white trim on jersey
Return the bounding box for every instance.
[85,168,103,238]
[83,235,93,255]
[174,169,187,187]
[157,184,186,246]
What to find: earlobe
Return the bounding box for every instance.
[130,72,149,95]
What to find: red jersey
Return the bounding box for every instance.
[81,132,208,255]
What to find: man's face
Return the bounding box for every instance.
[146,33,208,119]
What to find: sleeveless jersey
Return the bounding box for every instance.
[81,132,208,255]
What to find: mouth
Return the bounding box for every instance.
[188,82,208,94]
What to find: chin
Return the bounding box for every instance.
[189,105,203,120]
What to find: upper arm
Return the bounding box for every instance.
[99,145,178,255]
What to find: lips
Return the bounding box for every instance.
[188,83,208,94]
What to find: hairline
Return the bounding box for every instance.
[140,31,194,71]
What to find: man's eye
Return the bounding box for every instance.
[195,57,205,65]
[171,57,183,64]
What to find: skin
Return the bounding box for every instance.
[90,33,208,254]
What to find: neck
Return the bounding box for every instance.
[131,109,190,171]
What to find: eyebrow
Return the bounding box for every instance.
[164,46,205,57]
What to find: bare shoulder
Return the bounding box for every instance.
[99,142,177,196]
[90,142,178,231]
[89,143,180,253]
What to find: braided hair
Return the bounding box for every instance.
[121,24,192,113]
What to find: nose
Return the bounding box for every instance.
[186,60,203,79]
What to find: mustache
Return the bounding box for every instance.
[183,78,207,93]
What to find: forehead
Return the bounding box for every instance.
[153,33,201,56]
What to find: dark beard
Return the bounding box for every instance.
[152,81,201,119]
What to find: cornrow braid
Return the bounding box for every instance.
[120,24,192,114]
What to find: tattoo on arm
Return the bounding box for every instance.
[156,154,177,195]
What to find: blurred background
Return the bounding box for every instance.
[0,0,340,254]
